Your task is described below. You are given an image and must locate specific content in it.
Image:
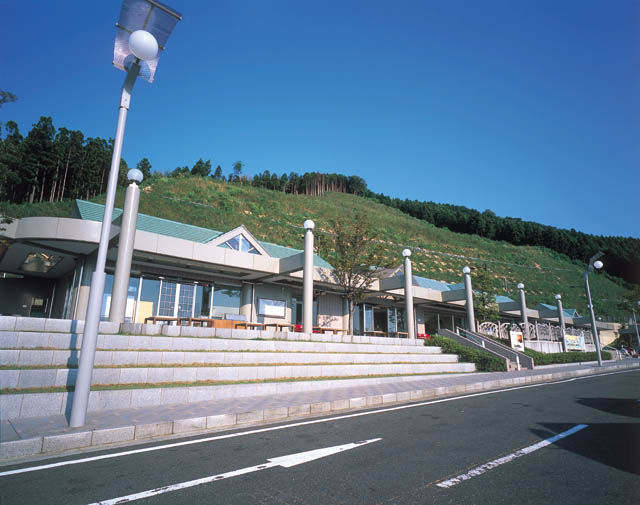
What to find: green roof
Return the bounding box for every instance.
[73,200,332,268]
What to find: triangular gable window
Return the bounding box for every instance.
[219,234,260,255]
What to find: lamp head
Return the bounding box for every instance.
[517,283,524,290]
[303,219,315,231]
[462,266,471,274]
[128,30,158,61]
[402,249,412,258]
[554,294,561,300]
[127,168,144,184]
[593,260,603,270]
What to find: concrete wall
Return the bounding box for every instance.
[254,284,293,324]
[317,294,344,329]
[0,278,54,317]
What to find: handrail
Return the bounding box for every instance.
[602,346,621,360]
[453,327,534,370]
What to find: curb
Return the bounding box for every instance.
[1,362,637,462]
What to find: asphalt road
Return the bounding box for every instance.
[2,369,639,505]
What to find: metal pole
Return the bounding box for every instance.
[109,179,141,322]
[518,283,528,339]
[303,220,314,334]
[584,270,603,366]
[555,294,567,352]
[403,250,415,341]
[463,267,475,332]
[632,307,640,353]
[70,63,139,427]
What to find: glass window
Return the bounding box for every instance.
[194,284,212,318]
[387,308,397,333]
[454,316,465,331]
[136,278,161,322]
[100,273,114,321]
[440,314,454,332]
[178,284,195,318]
[158,281,177,316]
[124,276,139,322]
[211,285,242,318]
[353,304,362,335]
[397,308,406,332]
[424,312,439,335]
[222,234,260,255]
[364,305,373,332]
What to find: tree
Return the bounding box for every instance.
[191,158,211,177]
[232,160,243,182]
[170,165,190,177]
[316,213,393,334]
[213,165,223,180]
[136,158,152,181]
[0,90,17,108]
[0,121,23,202]
[472,264,501,323]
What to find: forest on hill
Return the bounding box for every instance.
[1,115,639,288]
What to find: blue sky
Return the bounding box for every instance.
[1,0,638,238]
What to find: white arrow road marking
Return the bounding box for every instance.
[85,438,381,505]
[436,424,588,488]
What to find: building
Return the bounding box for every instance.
[0,200,610,340]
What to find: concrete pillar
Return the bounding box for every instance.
[555,294,567,352]
[240,283,253,320]
[109,174,142,322]
[517,283,529,339]
[402,249,416,341]
[463,266,476,332]
[303,220,315,333]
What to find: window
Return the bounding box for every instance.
[211,285,242,318]
[220,234,260,254]
[258,298,286,318]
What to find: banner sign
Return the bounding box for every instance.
[564,333,585,351]
[509,330,525,352]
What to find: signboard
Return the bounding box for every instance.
[509,330,525,352]
[258,298,286,318]
[564,333,585,351]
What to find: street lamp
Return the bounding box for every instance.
[517,283,528,339]
[554,294,567,352]
[303,220,315,334]
[402,249,416,340]
[70,0,181,428]
[632,301,640,354]
[109,168,144,323]
[584,252,604,367]
[462,266,475,332]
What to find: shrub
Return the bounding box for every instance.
[425,335,507,372]
[524,348,611,365]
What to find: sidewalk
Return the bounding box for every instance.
[2,359,638,462]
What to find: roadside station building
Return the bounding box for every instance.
[0,200,607,339]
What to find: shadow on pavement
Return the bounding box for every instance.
[575,397,640,419]
[532,422,640,476]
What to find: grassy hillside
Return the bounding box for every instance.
[1,176,632,320]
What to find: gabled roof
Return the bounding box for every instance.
[536,302,579,318]
[495,294,515,303]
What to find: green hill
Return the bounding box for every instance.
[1,176,632,320]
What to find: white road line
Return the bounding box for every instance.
[85,439,381,505]
[436,424,588,488]
[1,368,635,477]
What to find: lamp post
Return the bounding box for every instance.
[70,0,181,428]
[632,301,640,353]
[402,249,415,340]
[584,252,604,367]
[462,266,475,332]
[109,168,143,323]
[555,294,567,352]
[517,283,528,339]
[303,220,315,334]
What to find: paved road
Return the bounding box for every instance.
[2,369,638,504]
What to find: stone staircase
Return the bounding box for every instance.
[0,316,475,420]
